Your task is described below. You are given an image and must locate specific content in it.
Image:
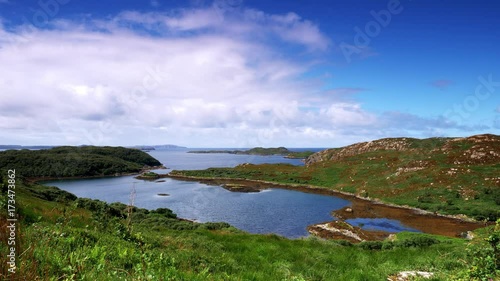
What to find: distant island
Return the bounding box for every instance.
[188,147,314,159]
[129,144,187,151]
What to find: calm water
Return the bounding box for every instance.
[44,149,419,238]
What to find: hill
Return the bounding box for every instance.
[0,146,162,179]
[171,134,500,221]
[305,134,499,166]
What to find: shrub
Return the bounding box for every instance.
[199,222,231,230]
[396,236,439,248]
[26,185,77,202]
[336,240,353,247]
[470,208,500,222]
[358,241,383,250]
[382,241,395,250]
[150,208,177,219]
[458,219,500,280]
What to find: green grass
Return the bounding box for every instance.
[1,179,495,280]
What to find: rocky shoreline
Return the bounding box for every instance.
[166,173,489,240]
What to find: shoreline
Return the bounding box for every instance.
[31,170,489,241]
[27,165,167,184]
[166,173,490,239]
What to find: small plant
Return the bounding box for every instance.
[457,219,500,280]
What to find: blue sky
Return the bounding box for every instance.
[0,0,499,147]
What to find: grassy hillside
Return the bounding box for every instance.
[1,178,499,280]
[171,134,500,221]
[0,146,162,179]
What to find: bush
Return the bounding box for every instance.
[470,208,500,222]
[396,236,439,248]
[336,240,353,247]
[358,241,383,250]
[458,219,500,280]
[199,222,231,230]
[150,208,177,219]
[26,185,77,202]
[382,241,395,250]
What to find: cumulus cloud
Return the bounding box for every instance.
[0,5,479,147]
[0,8,330,146]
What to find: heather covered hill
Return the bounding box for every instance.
[172,134,500,221]
[305,134,500,166]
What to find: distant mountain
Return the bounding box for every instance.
[128,145,156,151]
[152,144,187,150]
[1,144,187,152]
[0,145,57,150]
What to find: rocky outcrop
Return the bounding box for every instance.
[441,134,500,165]
[305,137,414,166]
[307,220,391,242]
[221,183,261,193]
[307,221,366,243]
[387,271,434,281]
[305,134,500,166]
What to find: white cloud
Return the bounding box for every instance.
[110,6,330,51]
[0,7,470,147]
